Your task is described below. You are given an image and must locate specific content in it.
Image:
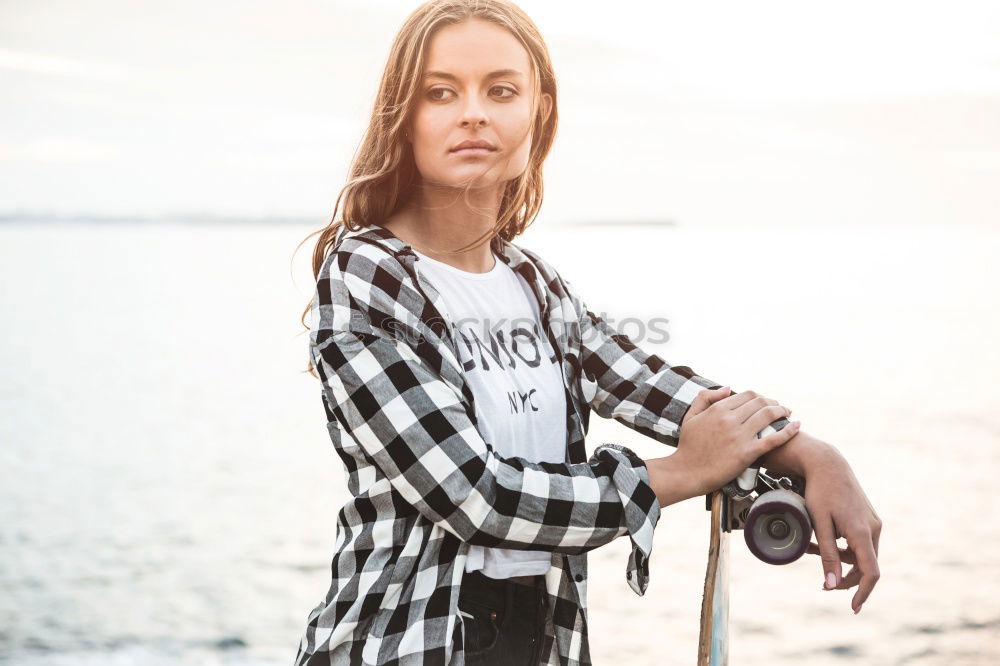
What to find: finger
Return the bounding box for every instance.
[749,420,800,459]
[848,530,880,614]
[732,395,768,422]
[806,541,857,565]
[835,564,862,590]
[813,514,843,592]
[716,389,761,411]
[833,522,882,592]
[688,386,732,417]
[744,404,794,437]
[734,395,786,424]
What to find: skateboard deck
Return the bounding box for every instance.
[698,488,730,666]
[696,470,811,665]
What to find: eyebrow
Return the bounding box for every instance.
[422,69,525,82]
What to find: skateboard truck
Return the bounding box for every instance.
[707,463,811,565]
[698,440,811,663]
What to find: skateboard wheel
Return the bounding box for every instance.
[744,489,811,565]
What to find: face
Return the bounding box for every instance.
[407,18,552,190]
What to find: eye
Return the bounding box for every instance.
[427,87,454,101]
[491,85,517,99]
[426,86,517,102]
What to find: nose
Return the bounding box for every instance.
[458,96,489,129]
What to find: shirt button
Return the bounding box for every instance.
[626,572,632,579]
[574,574,583,582]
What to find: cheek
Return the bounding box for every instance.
[411,107,449,144]
[497,104,536,147]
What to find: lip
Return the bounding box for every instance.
[451,147,494,156]
[450,139,496,152]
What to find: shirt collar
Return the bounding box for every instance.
[336,223,550,319]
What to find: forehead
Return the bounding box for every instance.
[423,18,531,78]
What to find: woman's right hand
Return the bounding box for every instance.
[674,387,800,498]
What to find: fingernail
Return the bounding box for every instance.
[853,605,862,615]
[825,572,837,589]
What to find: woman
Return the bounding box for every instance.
[293,2,882,664]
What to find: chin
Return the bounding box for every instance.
[434,169,503,189]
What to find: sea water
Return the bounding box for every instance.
[1,221,997,665]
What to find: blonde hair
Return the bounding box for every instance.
[296,0,559,373]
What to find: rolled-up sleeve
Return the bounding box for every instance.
[568,283,791,447]
[587,442,659,595]
[312,326,662,560]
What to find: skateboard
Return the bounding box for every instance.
[697,467,811,666]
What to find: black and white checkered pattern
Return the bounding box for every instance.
[292,225,790,665]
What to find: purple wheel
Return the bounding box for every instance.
[744,489,812,565]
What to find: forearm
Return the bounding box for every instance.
[575,303,721,447]
[646,428,838,508]
[319,328,665,554]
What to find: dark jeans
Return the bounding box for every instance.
[458,569,549,665]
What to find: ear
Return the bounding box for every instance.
[540,92,553,125]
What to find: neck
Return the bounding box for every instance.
[385,183,503,273]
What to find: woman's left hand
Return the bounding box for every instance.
[798,444,883,614]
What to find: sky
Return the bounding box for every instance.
[1,0,998,228]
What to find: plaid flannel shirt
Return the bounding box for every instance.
[293,224,790,665]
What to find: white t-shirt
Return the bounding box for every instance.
[411,247,567,579]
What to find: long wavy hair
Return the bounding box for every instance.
[295,0,559,375]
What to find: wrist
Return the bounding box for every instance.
[645,454,698,508]
[760,428,838,477]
